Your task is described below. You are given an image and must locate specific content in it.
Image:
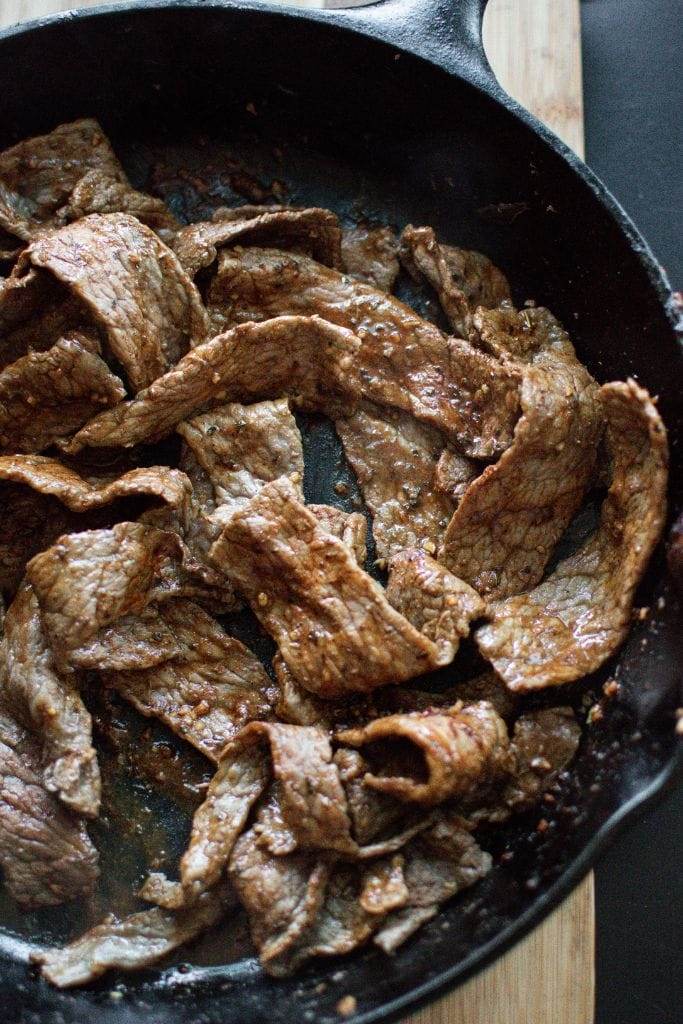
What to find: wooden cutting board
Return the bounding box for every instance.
[0,2,593,1023]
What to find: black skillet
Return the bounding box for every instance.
[0,1,681,1022]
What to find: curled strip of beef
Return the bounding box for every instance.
[373,814,492,953]
[207,247,521,457]
[441,307,602,599]
[105,600,277,761]
[2,584,100,816]
[66,316,362,452]
[386,549,484,663]
[307,505,368,567]
[399,224,511,338]
[435,447,478,502]
[210,477,449,698]
[33,887,230,988]
[336,403,459,563]
[0,119,125,253]
[173,207,342,278]
[337,701,512,805]
[341,224,400,292]
[0,331,125,455]
[0,485,76,597]
[5,213,208,391]
[477,380,668,691]
[0,696,99,909]
[60,169,179,243]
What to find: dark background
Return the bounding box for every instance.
[581,2,682,1023]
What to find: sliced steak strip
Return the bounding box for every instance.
[66,316,362,452]
[2,584,100,816]
[306,505,368,567]
[503,708,581,811]
[386,549,484,663]
[477,380,668,691]
[399,224,511,338]
[441,307,602,599]
[105,600,277,761]
[341,224,400,292]
[208,247,521,456]
[336,404,457,562]
[210,477,448,697]
[173,207,342,278]
[0,698,99,909]
[0,331,125,454]
[60,169,179,243]
[337,701,512,805]
[33,887,229,988]
[373,814,491,953]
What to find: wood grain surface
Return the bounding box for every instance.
[0,2,593,1023]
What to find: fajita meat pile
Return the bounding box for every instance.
[0,121,668,988]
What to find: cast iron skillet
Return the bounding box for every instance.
[0,1,681,1021]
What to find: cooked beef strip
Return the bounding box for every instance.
[210,477,449,697]
[2,584,100,816]
[360,854,409,914]
[399,224,511,338]
[337,701,512,805]
[306,505,368,566]
[207,247,521,457]
[33,886,230,988]
[450,671,518,721]
[441,306,602,599]
[0,119,125,252]
[434,447,478,502]
[503,708,581,811]
[65,316,362,452]
[336,403,456,563]
[0,330,125,455]
[70,607,183,672]
[386,549,484,663]
[60,169,179,243]
[477,380,668,691]
[341,224,400,292]
[0,273,87,370]
[12,213,209,388]
[373,813,491,954]
[0,691,99,909]
[105,600,277,761]
[173,207,342,278]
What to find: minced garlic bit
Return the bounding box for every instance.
[587,703,604,725]
[336,995,357,1017]
[422,539,437,555]
[256,592,269,607]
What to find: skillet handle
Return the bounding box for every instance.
[321,0,495,83]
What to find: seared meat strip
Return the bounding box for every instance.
[434,447,478,502]
[337,701,512,805]
[20,213,209,386]
[503,708,581,811]
[341,224,400,292]
[0,485,76,597]
[0,331,125,455]
[105,600,277,761]
[0,699,99,909]
[2,584,100,816]
[208,247,521,457]
[399,224,511,338]
[174,206,342,278]
[386,549,484,662]
[477,380,668,690]
[61,169,179,243]
[66,316,362,452]
[336,403,458,563]
[306,505,368,567]
[210,477,449,697]
[33,887,229,988]
[373,814,491,953]
[441,307,602,599]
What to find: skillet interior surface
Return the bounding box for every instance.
[0,5,681,1022]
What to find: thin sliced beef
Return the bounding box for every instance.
[434,447,478,502]
[477,380,668,690]
[0,700,99,909]
[33,887,229,988]
[60,169,179,243]
[0,485,75,597]
[386,549,484,662]
[173,206,342,278]
[105,600,277,761]
[2,214,208,391]
[399,224,511,338]
[0,331,125,454]
[210,477,449,697]
[336,404,457,562]
[66,316,362,452]
[2,584,100,816]
[70,607,183,672]
[306,505,368,567]
[373,814,491,953]
[503,708,581,811]
[337,701,512,805]
[207,247,521,456]
[341,224,400,292]
[441,307,602,599]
